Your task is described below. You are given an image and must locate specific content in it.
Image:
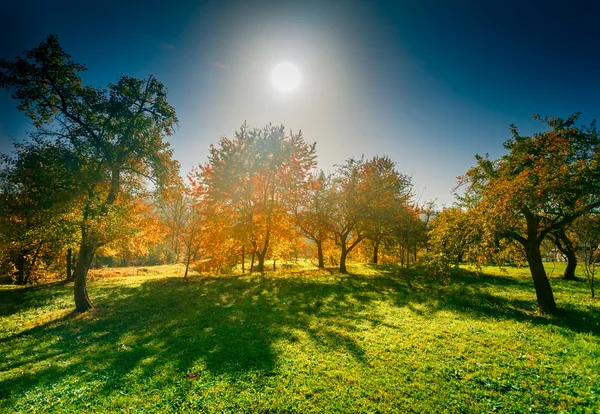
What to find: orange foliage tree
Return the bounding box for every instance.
[191,124,316,273]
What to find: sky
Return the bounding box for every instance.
[1,0,599,206]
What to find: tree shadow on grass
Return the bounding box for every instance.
[0,280,70,317]
[376,266,599,339]
[0,266,598,407]
[0,273,374,404]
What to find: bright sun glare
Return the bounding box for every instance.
[271,62,301,92]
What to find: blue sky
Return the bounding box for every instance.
[1,0,599,206]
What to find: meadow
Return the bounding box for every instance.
[0,263,599,413]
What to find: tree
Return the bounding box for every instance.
[548,227,578,281]
[459,114,600,313]
[0,139,78,284]
[197,123,316,273]
[359,156,412,264]
[294,171,333,268]
[429,207,481,267]
[155,182,189,263]
[574,214,599,298]
[328,158,368,273]
[0,35,178,311]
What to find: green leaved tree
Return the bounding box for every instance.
[0,35,178,311]
[459,114,600,313]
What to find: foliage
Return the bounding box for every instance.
[294,171,334,268]
[0,139,79,284]
[459,114,600,313]
[0,35,178,310]
[191,123,317,273]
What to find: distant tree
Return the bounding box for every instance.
[0,139,78,284]
[360,156,412,264]
[327,158,368,273]
[429,207,481,267]
[459,114,600,313]
[0,35,178,311]
[155,182,189,263]
[294,171,333,268]
[574,214,599,298]
[392,202,430,268]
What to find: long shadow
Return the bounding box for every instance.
[0,266,598,407]
[0,273,376,403]
[0,280,70,317]
[377,266,600,338]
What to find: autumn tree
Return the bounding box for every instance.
[94,195,162,267]
[294,171,333,268]
[361,156,413,264]
[0,35,178,311]
[428,207,481,267]
[460,114,600,313]
[0,139,78,284]
[392,202,430,268]
[327,158,368,273]
[196,123,316,273]
[155,182,189,263]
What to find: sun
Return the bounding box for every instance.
[271,62,301,92]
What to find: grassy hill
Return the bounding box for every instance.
[0,263,598,413]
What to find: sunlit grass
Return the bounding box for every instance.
[1,263,598,412]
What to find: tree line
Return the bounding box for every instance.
[1,36,598,315]
[0,36,428,312]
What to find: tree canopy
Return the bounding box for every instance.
[0,35,179,311]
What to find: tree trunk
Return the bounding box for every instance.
[14,249,26,285]
[73,239,96,312]
[563,252,578,281]
[525,240,557,314]
[66,248,73,281]
[241,245,245,274]
[256,251,265,273]
[551,229,578,280]
[316,241,325,269]
[373,241,379,264]
[273,259,276,271]
[250,249,255,272]
[184,247,192,280]
[339,246,348,274]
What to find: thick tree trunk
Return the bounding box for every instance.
[563,253,578,281]
[73,239,96,312]
[250,250,255,272]
[273,259,276,271]
[316,241,325,269]
[256,251,265,273]
[66,248,73,281]
[525,241,557,314]
[551,229,578,280]
[339,246,348,274]
[373,241,379,264]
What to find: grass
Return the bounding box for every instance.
[0,262,599,413]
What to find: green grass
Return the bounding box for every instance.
[0,263,599,413]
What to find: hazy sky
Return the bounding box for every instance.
[1,0,599,206]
